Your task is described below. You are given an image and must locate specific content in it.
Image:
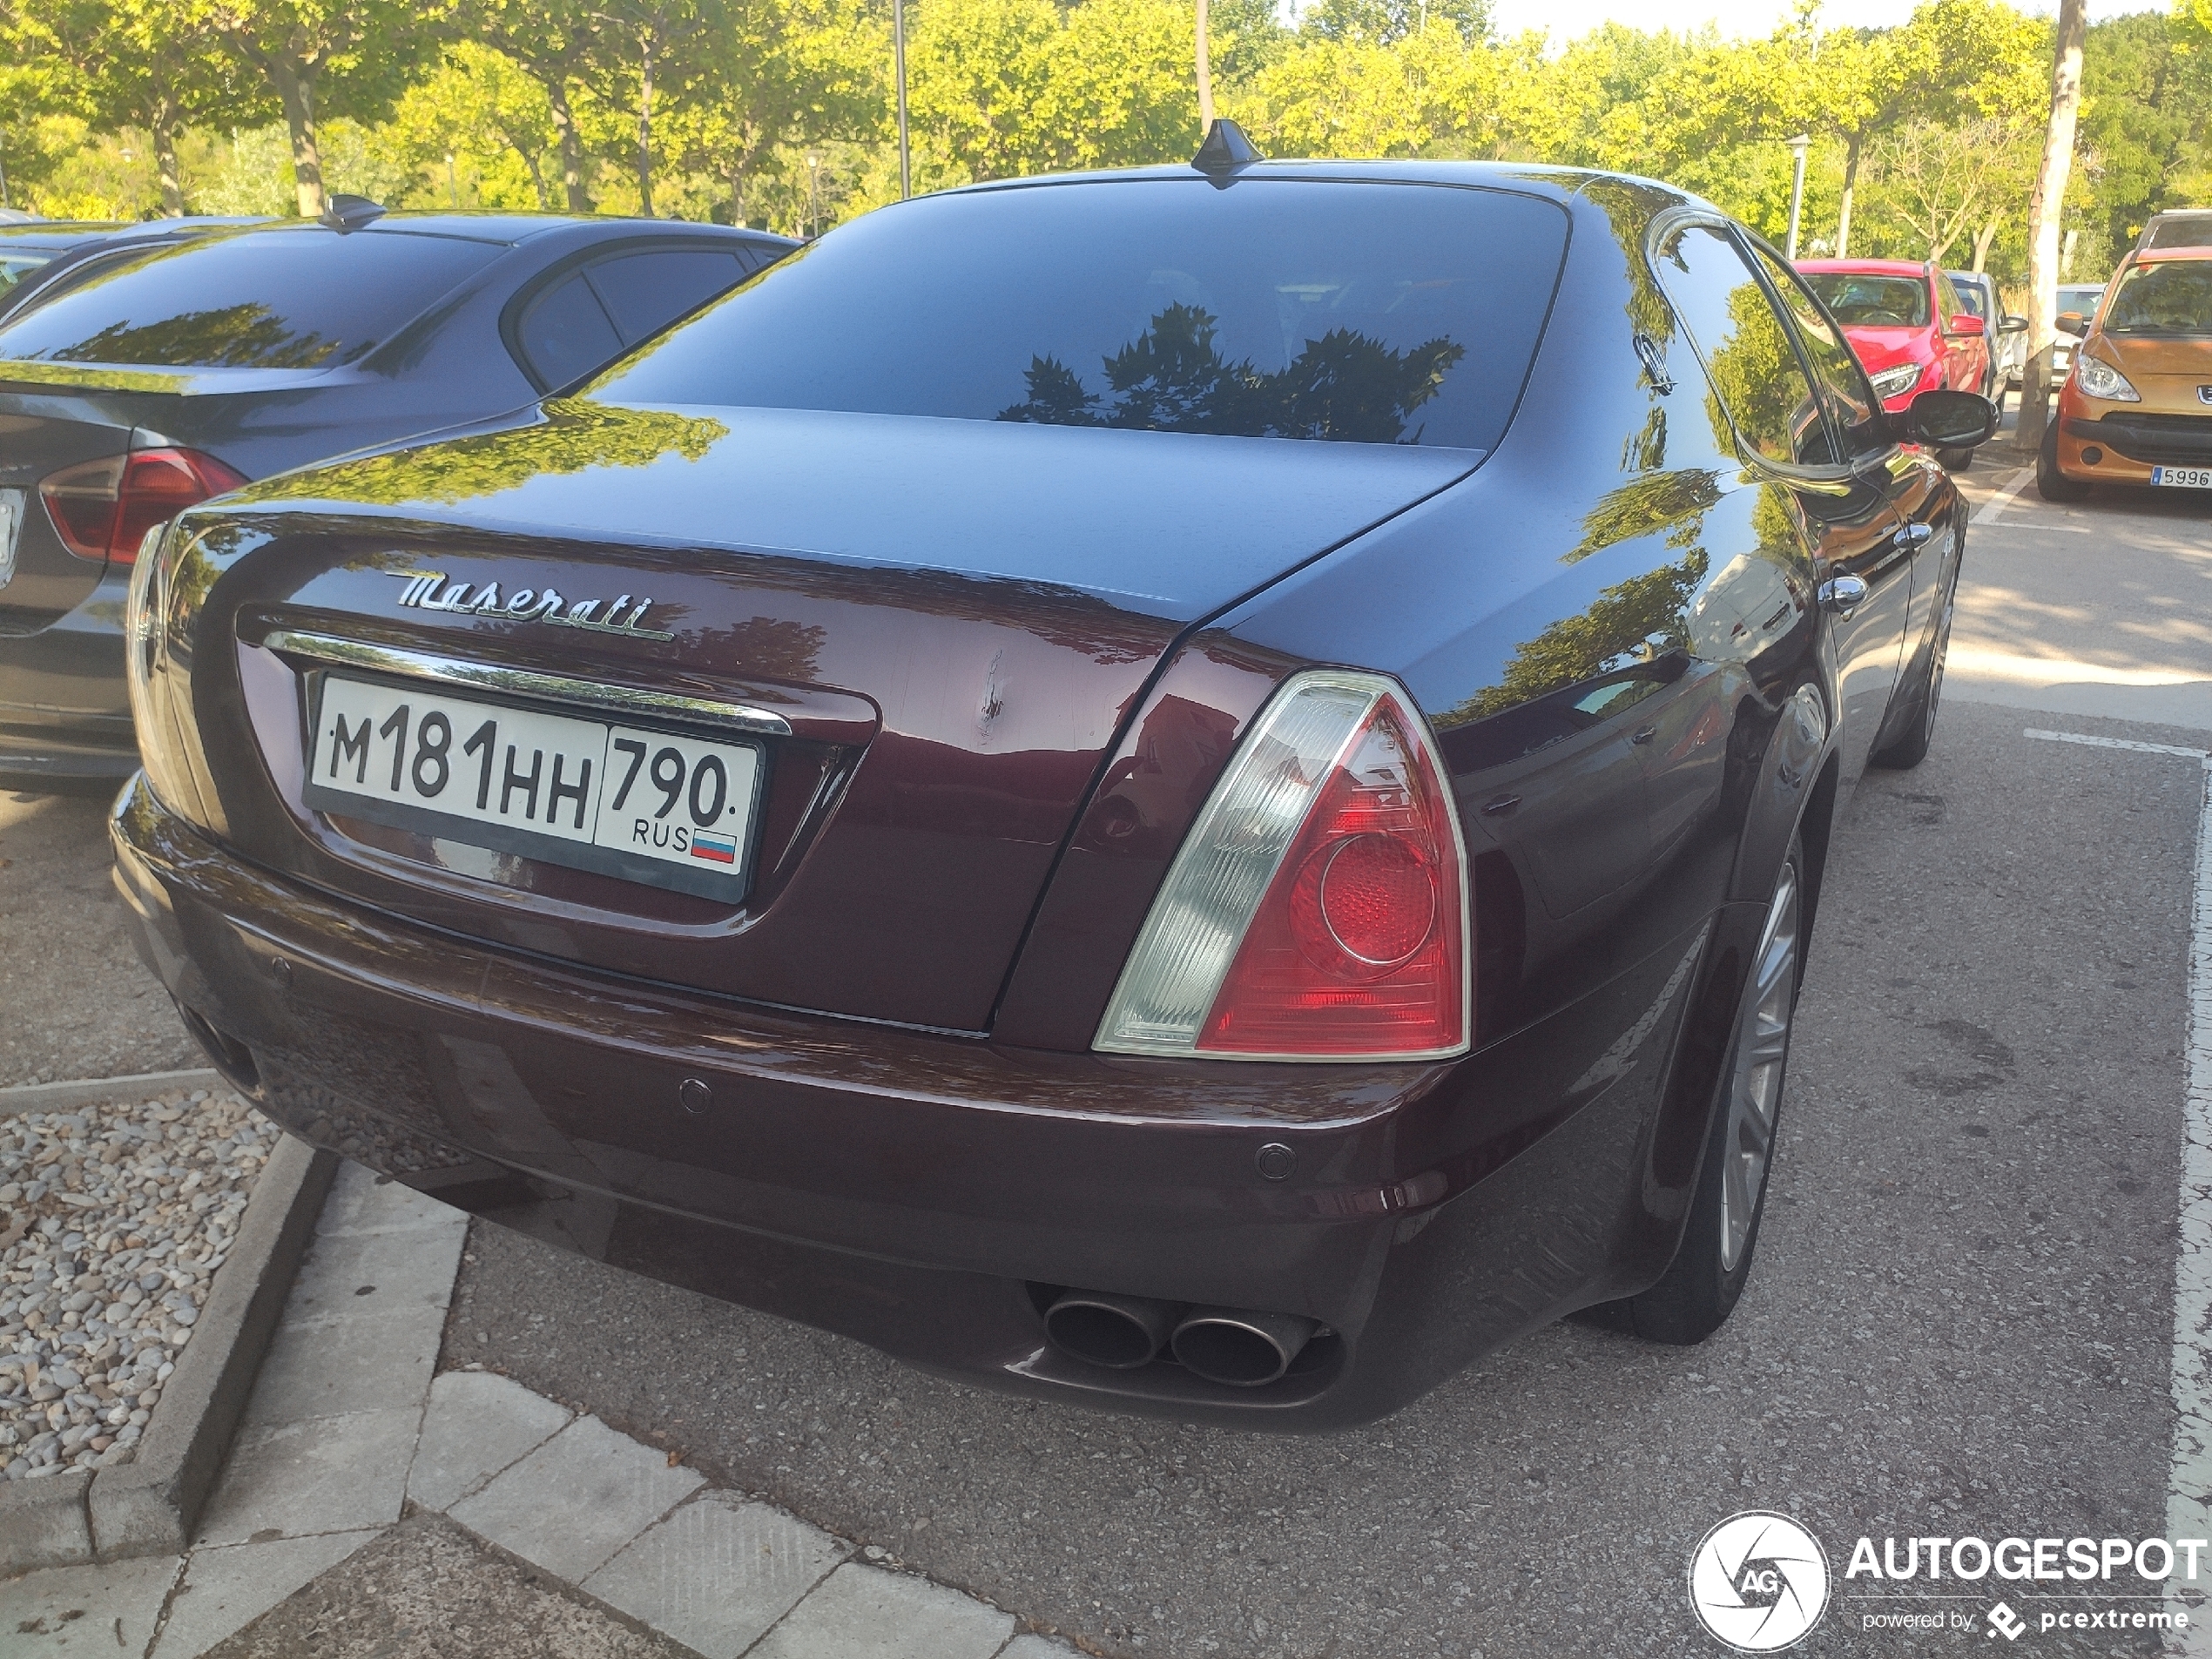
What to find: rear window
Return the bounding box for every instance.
[590,179,1569,450]
[0,226,504,369]
[2144,213,2212,251]
[1798,273,1930,329]
[0,252,53,300]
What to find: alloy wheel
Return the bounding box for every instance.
[1717,860,1801,1273]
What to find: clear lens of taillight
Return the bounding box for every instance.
[1095,670,1470,1062]
[40,447,246,564]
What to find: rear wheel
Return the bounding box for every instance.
[2037,415,2092,502]
[1619,838,1804,1345]
[1870,575,1952,771]
[1937,444,1975,471]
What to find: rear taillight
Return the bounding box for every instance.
[1096,671,1469,1062]
[40,447,247,565]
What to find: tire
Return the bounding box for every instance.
[1618,837,1806,1345]
[1870,570,1952,771]
[2036,415,2092,502]
[1936,444,1974,472]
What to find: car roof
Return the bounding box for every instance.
[262,211,778,247]
[2134,246,2212,265]
[936,158,1690,213]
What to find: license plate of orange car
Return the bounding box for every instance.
[2152,466,2212,489]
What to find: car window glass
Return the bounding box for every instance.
[591,179,1570,451]
[0,226,502,368]
[1653,223,1832,469]
[1946,277,1986,318]
[584,247,748,344]
[2104,260,2212,337]
[516,270,624,388]
[1797,273,1931,329]
[1749,246,1888,464]
[0,253,51,299]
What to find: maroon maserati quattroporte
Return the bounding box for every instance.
[113,130,1993,1427]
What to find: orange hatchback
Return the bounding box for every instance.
[2039,246,2212,499]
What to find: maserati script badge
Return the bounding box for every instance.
[385,571,675,641]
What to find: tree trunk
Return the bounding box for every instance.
[521,147,547,211]
[1836,132,1862,259]
[2018,0,2087,451]
[266,57,325,219]
[1197,0,1214,132]
[150,98,185,216]
[1972,221,1999,273]
[635,31,655,219]
[726,155,746,227]
[546,78,590,212]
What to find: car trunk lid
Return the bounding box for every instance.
[188,401,1479,1032]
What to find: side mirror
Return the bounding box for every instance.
[1948,313,1987,337]
[1999,314,2029,334]
[1899,388,1997,449]
[2056,312,2090,338]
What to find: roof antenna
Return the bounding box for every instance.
[319,193,386,233]
[1191,119,1264,189]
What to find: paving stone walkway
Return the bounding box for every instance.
[3,1162,1074,1659]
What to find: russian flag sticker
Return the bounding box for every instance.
[690,829,738,865]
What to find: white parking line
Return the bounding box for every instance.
[1972,465,2038,527]
[2025,727,2212,1652]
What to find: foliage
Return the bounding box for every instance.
[0,0,2202,300]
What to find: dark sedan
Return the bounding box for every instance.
[0,217,266,322]
[112,139,1991,1428]
[0,207,792,787]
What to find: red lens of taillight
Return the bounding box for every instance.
[40,447,247,565]
[1196,693,1467,1056]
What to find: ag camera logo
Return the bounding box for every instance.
[1689,1512,1831,1651]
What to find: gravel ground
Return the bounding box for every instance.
[0,788,203,1087]
[0,1087,277,1480]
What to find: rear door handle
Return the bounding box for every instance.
[1819,575,1869,617]
[1892,522,1933,550]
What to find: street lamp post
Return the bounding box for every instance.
[894,0,911,200]
[1785,134,1811,260]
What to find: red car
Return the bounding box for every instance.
[1797,259,1992,466]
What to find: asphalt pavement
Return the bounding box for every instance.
[448,462,2212,1656]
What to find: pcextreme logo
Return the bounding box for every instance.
[1689,1512,1832,1651]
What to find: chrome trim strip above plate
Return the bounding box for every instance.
[261,630,794,738]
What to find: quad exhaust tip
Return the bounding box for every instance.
[1043,1291,1184,1370]
[1170,1307,1317,1387]
[1043,1289,1319,1387]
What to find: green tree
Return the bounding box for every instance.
[194,0,438,216]
[6,0,263,214]
[447,0,601,210]
[1304,0,1491,50]
[1238,24,1497,158]
[381,41,556,207]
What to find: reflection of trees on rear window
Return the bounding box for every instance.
[1800,275,1929,328]
[2106,263,2212,335]
[588,179,1568,451]
[0,227,502,369]
[997,302,1463,443]
[51,303,342,368]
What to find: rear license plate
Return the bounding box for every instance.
[2152,466,2212,489]
[302,673,763,901]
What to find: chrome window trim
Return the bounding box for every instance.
[261,629,794,738]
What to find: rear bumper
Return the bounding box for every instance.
[0,569,132,781]
[112,773,1711,1430]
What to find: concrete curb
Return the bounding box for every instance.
[0,1069,222,1116]
[0,1131,338,1574]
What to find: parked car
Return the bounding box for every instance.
[2037,243,2212,500]
[1,218,266,322]
[0,205,792,788]
[2139,208,2212,252]
[1944,269,2027,401]
[1797,260,1993,465]
[2048,281,2108,386]
[114,138,1991,1429]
